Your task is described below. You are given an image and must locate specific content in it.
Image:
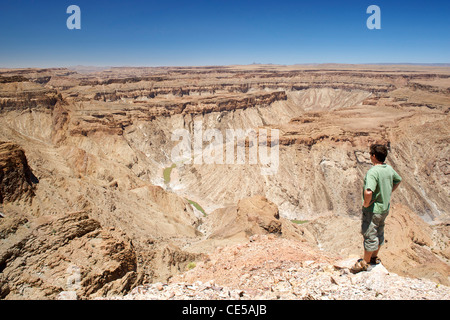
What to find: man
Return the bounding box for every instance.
[352,144,402,273]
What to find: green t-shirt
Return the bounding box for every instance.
[362,164,402,214]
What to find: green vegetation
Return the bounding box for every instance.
[187,199,207,217]
[163,163,176,184]
[186,262,196,270]
[291,219,309,225]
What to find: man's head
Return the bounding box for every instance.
[369,144,388,163]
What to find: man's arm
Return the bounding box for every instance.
[392,168,402,192]
[363,189,373,208]
[392,182,401,192]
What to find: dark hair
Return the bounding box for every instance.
[370,144,387,162]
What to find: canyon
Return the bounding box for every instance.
[0,64,449,299]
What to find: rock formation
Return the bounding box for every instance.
[0,211,137,299]
[0,141,37,204]
[204,195,282,240]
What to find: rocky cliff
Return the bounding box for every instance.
[0,141,37,204]
[107,235,450,300]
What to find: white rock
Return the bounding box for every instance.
[368,263,389,275]
[57,291,78,300]
[155,282,164,291]
[303,260,316,267]
[334,257,359,270]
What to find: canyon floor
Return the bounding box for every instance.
[0,64,449,300]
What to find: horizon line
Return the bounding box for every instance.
[1,62,450,70]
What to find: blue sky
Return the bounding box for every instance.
[0,0,449,67]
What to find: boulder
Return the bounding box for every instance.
[206,195,282,240]
[0,211,139,299]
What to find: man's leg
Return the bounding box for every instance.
[372,246,380,259]
[361,210,379,262]
[365,246,381,264]
[370,212,388,263]
[363,250,373,264]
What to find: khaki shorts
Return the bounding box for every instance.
[361,207,389,252]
